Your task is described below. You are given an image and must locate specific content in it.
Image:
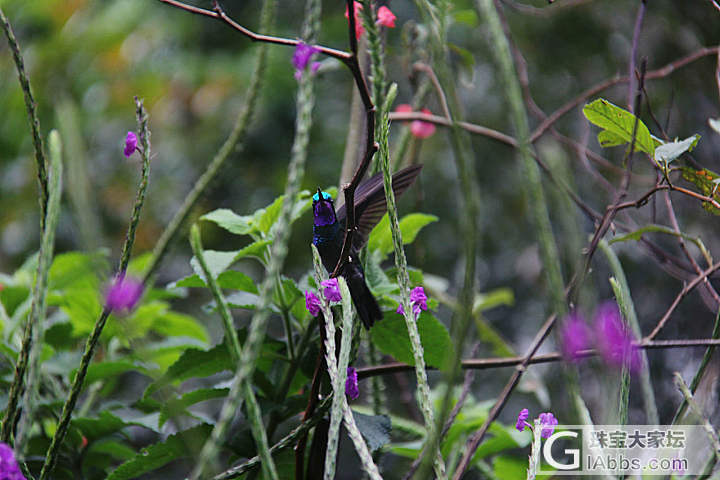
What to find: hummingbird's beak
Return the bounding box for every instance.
[316,187,323,201]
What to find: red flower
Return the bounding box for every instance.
[410,108,436,139]
[377,6,396,28]
[344,1,365,39]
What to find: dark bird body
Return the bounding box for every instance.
[312,164,423,329]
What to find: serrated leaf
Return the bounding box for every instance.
[234,239,272,262]
[201,208,256,235]
[654,135,700,165]
[171,270,258,293]
[159,387,229,427]
[367,213,438,259]
[583,98,656,155]
[190,250,238,281]
[72,410,153,442]
[80,361,150,386]
[107,424,212,480]
[370,310,453,369]
[352,411,392,452]
[146,343,233,395]
[680,166,720,215]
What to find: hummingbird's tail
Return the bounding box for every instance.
[343,262,383,329]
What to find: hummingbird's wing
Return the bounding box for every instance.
[336,164,423,250]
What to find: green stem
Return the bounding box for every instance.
[601,239,658,425]
[475,0,566,317]
[189,1,316,475]
[39,100,153,480]
[141,0,275,283]
[12,131,63,453]
[190,224,278,480]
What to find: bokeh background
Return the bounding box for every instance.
[1,0,720,472]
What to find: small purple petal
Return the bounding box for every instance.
[409,286,428,311]
[538,412,558,438]
[396,303,405,315]
[305,290,321,317]
[124,131,138,158]
[595,301,641,372]
[311,61,321,74]
[105,275,143,313]
[292,41,320,73]
[560,312,591,362]
[515,408,529,432]
[0,442,27,480]
[346,366,359,400]
[321,278,342,303]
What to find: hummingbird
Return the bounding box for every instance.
[312,164,423,329]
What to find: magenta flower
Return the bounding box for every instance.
[321,278,342,303]
[595,302,641,372]
[292,41,320,79]
[397,286,428,318]
[538,412,558,438]
[105,275,143,313]
[376,6,396,28]
[515,408,529,432]
[305,290,321,317]
[560,312,591,362]
[0,442,27,480]
[346,366,359,400]
[124,131,138,157]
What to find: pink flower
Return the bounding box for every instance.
[346,366,359,400]
[595,302,641,373]
[376,6,396,28]
[0,442,27,480]
[560,312,591,362]
[105,275,143,313]
[410,108,436,139]
[395,104,413,114]
[124,131,138,157]
[515,408,529,432]
[305,290,321,317]
[396,286,429,318]
[344,1,365,39]
[321,278,342,303]
[538,412,558,438]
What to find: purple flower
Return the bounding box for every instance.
[305,290,321,317]
[396,286,428,318]
[124,131,138,157]
[595,302,641,372]
[515,408,529,432]
[292,42,320,79]
[346,366,359,400]
[105,275,143,313]
[321,278,342,303]
[560,312,591,362]
[0,443,27,480]
[538,412,558,439]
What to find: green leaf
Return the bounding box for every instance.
[171,270,258,293]
[72,410,151,442]
[80,361,149,386]
[367,213,438,259]
[370,310,453,369]
[201,208,256,236]
[583,98,656,155]
[472,288,514,315]
[453,9,478,27]
[597,129,627,148]
[146,343,233,395]
[190,250,238,281]
[680,166,720,215]
[234,239,272,262]
[352,411,392,452]
[107,424,212,480]
[493,455,528,479]
[159,387,229,427]
[654,134,700,165]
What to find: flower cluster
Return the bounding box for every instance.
[397,286,428,319]
[515,409,558,439]
[344,2,396,39]
[394,104,437,139]
[105,275,143,313]
[0,443,27,480]
[304,278,343,317]
[560,301,641,372]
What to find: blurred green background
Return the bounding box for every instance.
[1,0,720,433]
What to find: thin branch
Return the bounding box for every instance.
[530,46,720,142]
[388,111,518,146]
[627,0,647,111]
[412,62,451,119]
